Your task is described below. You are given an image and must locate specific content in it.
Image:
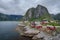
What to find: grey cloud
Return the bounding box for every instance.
[0,0,60,15]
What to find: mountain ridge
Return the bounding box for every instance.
[24,5,52,21]
[0,13,23,21]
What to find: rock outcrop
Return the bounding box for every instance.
[24,5,51,21]
[16,22,60,40]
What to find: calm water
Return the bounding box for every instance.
[0,21,20,40]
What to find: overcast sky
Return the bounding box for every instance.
[0,0,60,15]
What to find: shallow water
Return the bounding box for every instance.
[0,21,20,40]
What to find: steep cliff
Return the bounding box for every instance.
[24,5,51,21]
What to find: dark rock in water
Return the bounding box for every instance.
[19,36,33,40]
[24,5,52,21]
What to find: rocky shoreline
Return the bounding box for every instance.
[16,22,60,40]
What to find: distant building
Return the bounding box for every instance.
[41,19,49,24]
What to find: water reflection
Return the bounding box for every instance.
[0,21,20,40]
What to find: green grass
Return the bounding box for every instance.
[47,22,60,26]
[56,27,60,33]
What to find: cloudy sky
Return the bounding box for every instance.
[0,0,60,15]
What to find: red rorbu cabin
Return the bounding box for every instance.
[47,26,56,31]
[41,20,49,25]
[35,26,42,29]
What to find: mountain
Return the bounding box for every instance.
[51,13,60,20]
[0,13,23,21]
[24,5,51,21]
